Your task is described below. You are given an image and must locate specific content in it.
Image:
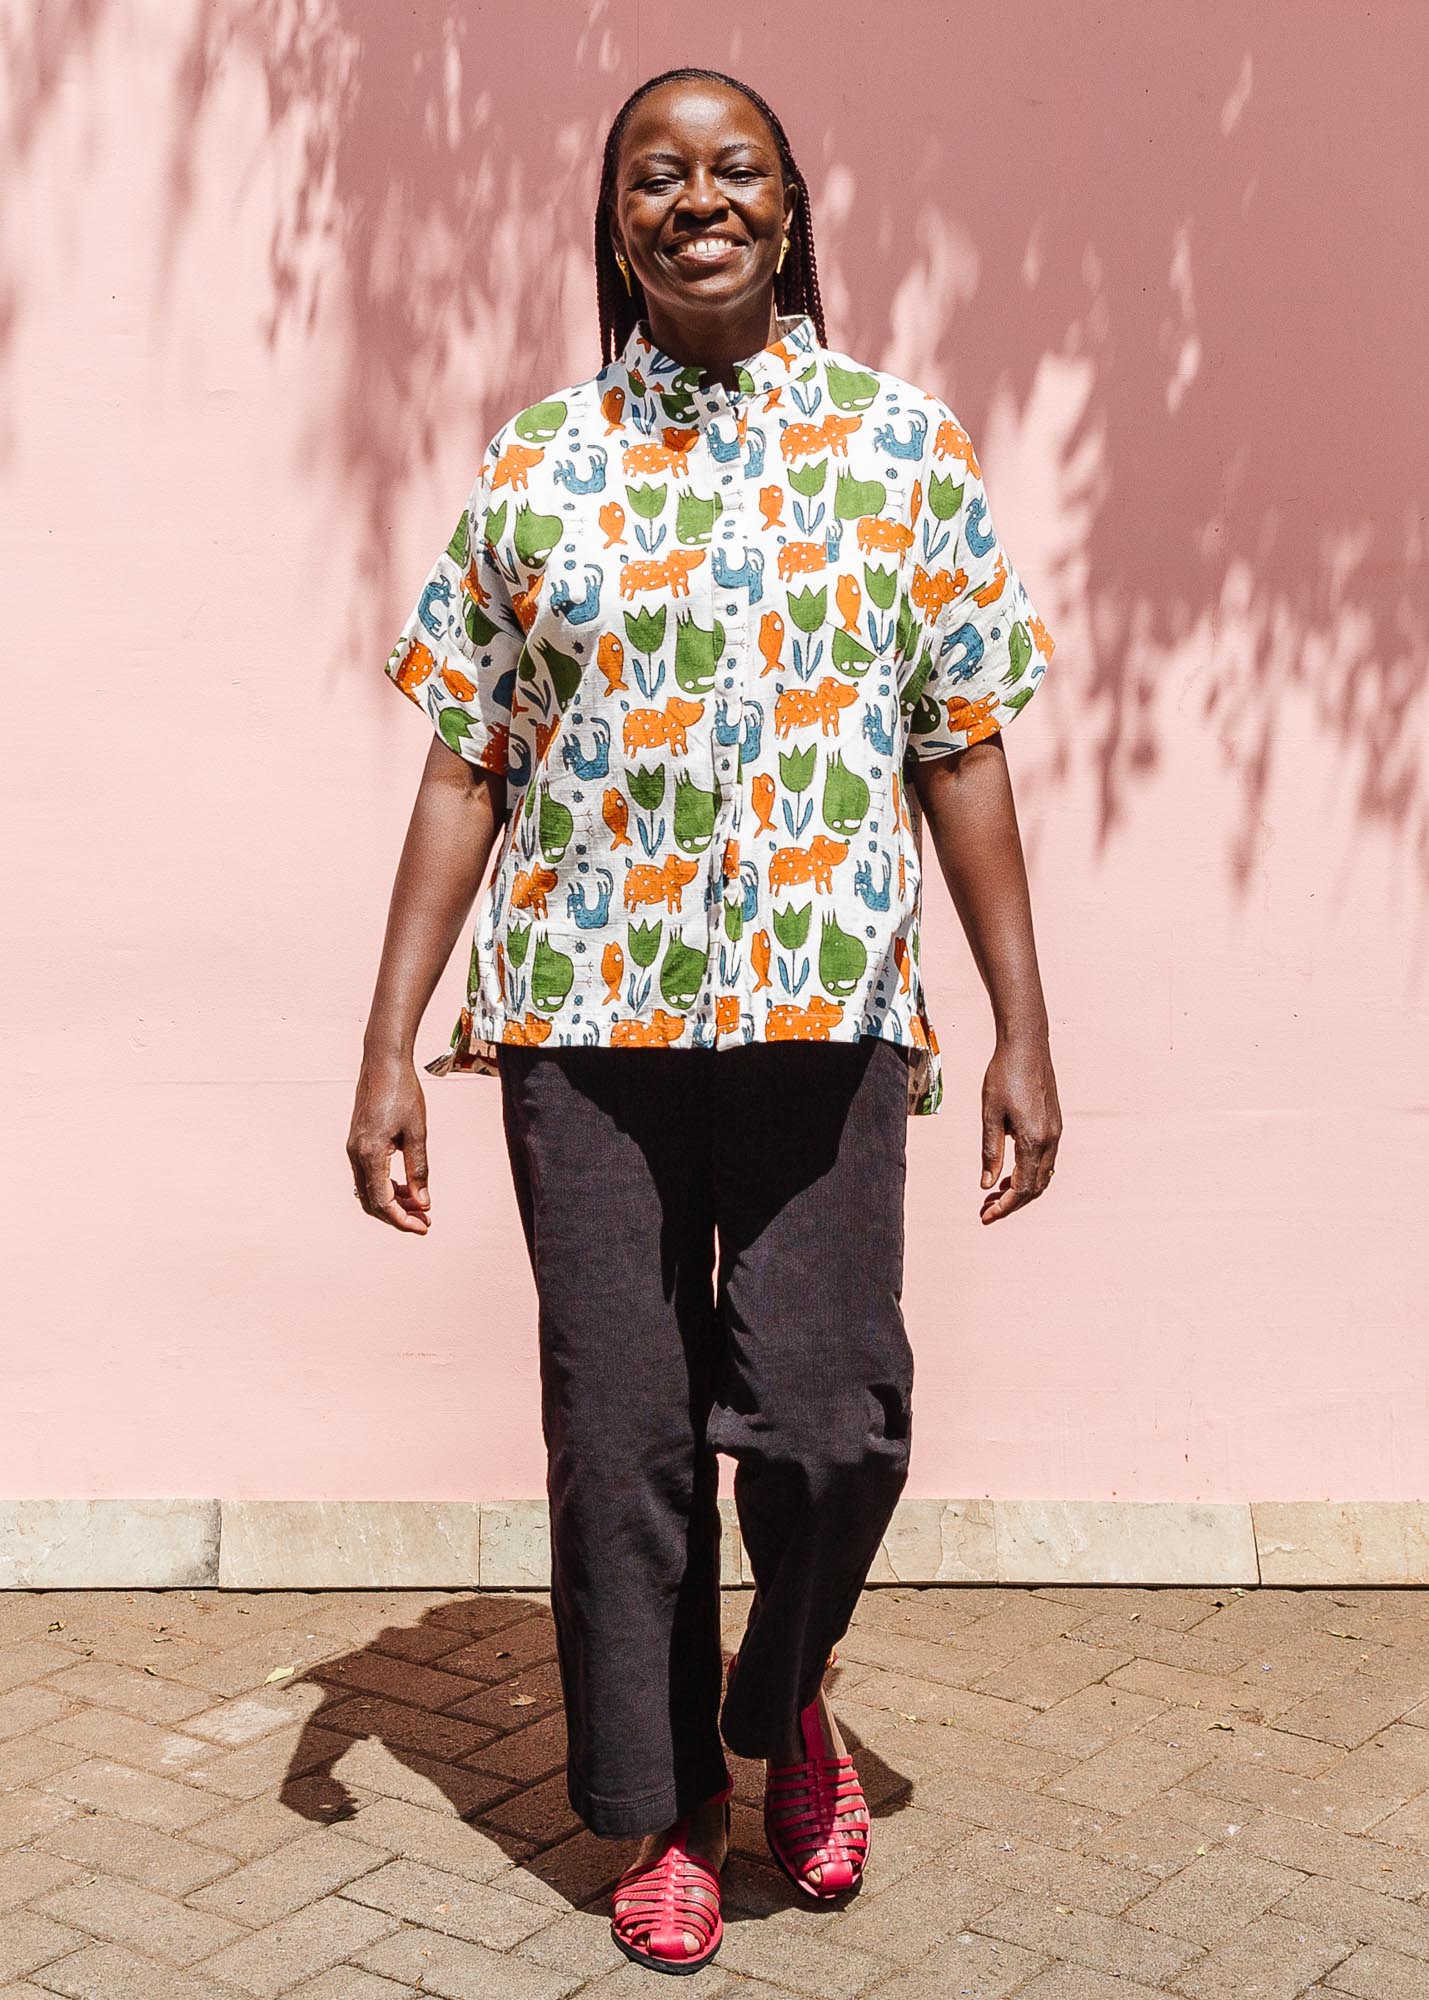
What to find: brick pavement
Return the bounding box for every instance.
[1,1582,1428,1996]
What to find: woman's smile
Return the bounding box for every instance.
[666,232,748,273]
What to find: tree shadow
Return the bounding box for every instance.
[3,2,1423,878]
[275,1592,910,1917]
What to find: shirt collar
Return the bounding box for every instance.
[615,311,819,423]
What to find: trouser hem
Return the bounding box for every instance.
[568,1762,733,1840]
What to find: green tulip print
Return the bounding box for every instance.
[628,920,662,968]
[927,471,965,520]
[779,744,817,794]
[773,902,812,952]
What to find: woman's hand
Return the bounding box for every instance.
[979,1031,1061,1223]
[347,1054,432,1233]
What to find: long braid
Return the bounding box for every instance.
[594,67,826,365]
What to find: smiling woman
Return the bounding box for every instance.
[350,63,1062,1977]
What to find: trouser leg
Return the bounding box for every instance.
[708,1038,914,1759]
[497,1044,729,1837]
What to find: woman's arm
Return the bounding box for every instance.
[909,738,1061,1222]
[347,738,507,1234]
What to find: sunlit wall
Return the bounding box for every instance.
[2,0,1425,1501]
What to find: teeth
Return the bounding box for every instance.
[681,238,737,258]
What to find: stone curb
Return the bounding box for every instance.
[2,1497,1427,1588]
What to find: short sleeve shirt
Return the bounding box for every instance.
[384,311,1054,1115]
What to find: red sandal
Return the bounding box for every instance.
[731,1647,870,1899]
[609,1782,733,1975]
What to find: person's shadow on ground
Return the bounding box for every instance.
[277,1592,911,1918]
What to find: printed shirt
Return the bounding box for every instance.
[384,310,1054,1115]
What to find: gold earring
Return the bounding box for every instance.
[776,235,791,275]
[615,251,632,295]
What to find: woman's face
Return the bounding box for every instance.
[609,81,795,339]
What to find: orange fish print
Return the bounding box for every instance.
[598,501,625,547]
[893,935,912,994]
[750,927,772,992]
[600,384,626,432]
[601,940,623,1004]
[751,772,777,834]
[835,571,862,634]
[758,610,785,677]
[597,631,627,692]
[602,787,632,848]
[759,485,785,530]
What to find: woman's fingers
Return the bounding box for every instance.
[347,1064,431,1233]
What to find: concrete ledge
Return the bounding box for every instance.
[219,1500,481,1589]
[3,1498,1428,1588]
[0,1498,219,1588]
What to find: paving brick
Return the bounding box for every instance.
[329,1796,517,1882]
[1062,1615,1257,1679]
[307,1736,504,1819]
[307,1649,482,1714]
[188,1775,380,1861]
[0,1646,74,1695]
[1270,1874,1429,1958]
[1176,1755,1402,1833]
[912,1767,1120,1851]
[0,1911,85,1983]
[973,1888,1205,1986]
[816,1855,1005,1954]
[574,1962,735,2000]
[354,1924,579,1998]
[1236,1806,1429,1896]
[477,1771,583,1848]
[308,1696,493,1766]
[33,1818,232,1898]
[24,1941,239,1999]
[447,1660,564,1728]
[178,1694,311,1748]
[842,1928,1046,1998]
[1168,1910,1353,1998]
[513,1905,625,1981]
[34,1873,245,1968]
[1082,1800,1257,1879]
[196,1896,400,1997]
[831,1621,1015,1689]
[1012,1681,1168,1757]
[0,1852,81,1913]
[423,1594,547,1640]
[41,1709,213,1778]
[711,1920,887,1996]
[1321,1941,1429,1998]
[282,1972,419,2000]
[167,1632,346,1701]
[1010,1966,1169,2000]
[182,1722,359,1802]
[1274,1672,1429,1750]
[972,1639,1135,1711]
[0,1798,76,1855]
[947,1829,1146,1917]
[186,1827,388,1925]
[38,1663,210,1729]
[463,1710,568,1785]
[1121,1845,1306,1944]
[39,1760,220,1833]
[1042,1718,1219,1814]
[339,1855,553,1945]
[433,1618,559,1683]
[0,1691,74,1745]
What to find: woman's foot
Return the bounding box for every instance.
[610,1794,730,1966]
[764,1671,870,1896]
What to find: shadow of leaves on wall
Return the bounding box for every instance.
[3,2,1424,882]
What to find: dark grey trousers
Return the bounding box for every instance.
[496,1036,914,1839]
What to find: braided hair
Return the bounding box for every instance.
[594,67,827,365]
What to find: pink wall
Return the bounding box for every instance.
[3,1,1425,1504]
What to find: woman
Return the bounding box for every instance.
[349,65,1062,1976]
